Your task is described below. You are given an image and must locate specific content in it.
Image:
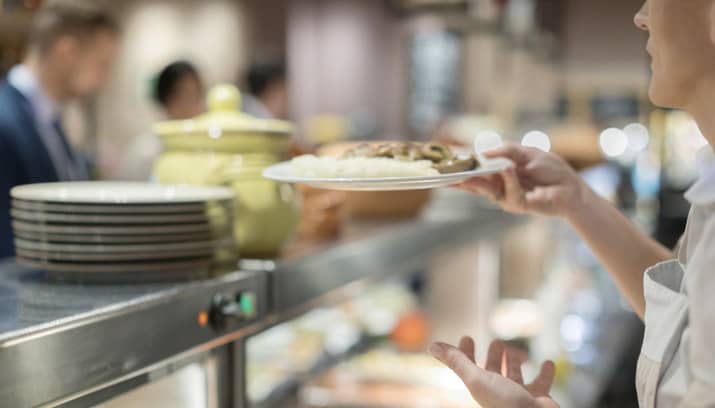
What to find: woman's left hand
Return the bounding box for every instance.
[429,337,559,408]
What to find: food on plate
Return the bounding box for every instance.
[343,142,479,174]
[290,155,440,178]
[289,142,479,178]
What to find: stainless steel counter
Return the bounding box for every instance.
[0,197,520,408]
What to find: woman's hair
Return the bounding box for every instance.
[154,60,200,106]
[246,61,286,98]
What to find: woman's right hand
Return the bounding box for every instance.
[430,337,559,408]
[459,144,590,219]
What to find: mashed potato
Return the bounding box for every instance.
[290,155,439,178]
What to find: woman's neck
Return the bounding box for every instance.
[686,76,715,148]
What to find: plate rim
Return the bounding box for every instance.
[15,247,219,262]
[12,229,218,244]
[11,219,226,235]
[262,157,512,185]
[13,237,230,254]
[11,182,234,204]
[11,198,233,214]
[9,208,228,225]
[15,255,214,273]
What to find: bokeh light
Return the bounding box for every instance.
[623,123,650,152]
[599,128,628,158]
[521,130,551,152]
[474,130,503,154]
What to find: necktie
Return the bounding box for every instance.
[52,118,89,181]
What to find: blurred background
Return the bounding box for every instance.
[1,1,707,407]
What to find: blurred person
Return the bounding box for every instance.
[241,61,288,119]
[154,60,205,120]
[116,60,205,181]
[0,0,119,258]
[430,1,715,407]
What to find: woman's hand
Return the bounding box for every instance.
[430,337,559,408]
[459,144,590,220]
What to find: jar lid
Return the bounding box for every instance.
[153,84,294,137]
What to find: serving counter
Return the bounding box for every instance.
[0,195,521,408]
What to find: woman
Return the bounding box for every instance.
[241,61,288,119]
[430,1,715,407]
[154,60,205,120]
[117,61,205,180]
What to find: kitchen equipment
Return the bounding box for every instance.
[0,258,266,407]
[153,84,300,258]
[0,202,518,408]
[10,182,237,282]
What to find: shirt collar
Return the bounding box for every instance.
[7,65,61,125]
[684,146,715,206]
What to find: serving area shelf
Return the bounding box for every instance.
[0,196,521,408]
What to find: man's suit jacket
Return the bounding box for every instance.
[0,81,59,259]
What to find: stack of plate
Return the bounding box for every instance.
[10,182,238,282]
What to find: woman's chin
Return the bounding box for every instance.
[648,84,681,109]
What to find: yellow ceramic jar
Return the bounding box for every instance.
[153,84,299,258]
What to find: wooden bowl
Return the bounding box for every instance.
[317,142,433,219]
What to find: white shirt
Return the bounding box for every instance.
[241,94,275,119]
[636,146,715,407]
[7,65,87,181]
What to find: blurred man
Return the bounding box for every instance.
[241,61,288,119]
[0,0,120,258]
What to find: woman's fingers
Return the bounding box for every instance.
[431,339,559,407]
[457,178,498,197]
[526,360,556,397]
[429,343,486,392]
[456,176,504,204]
[458,336,476,364]
[485,340,505,373]
[429,343,504,407]
[501,169,527,212]
[524,187,558,215]
[482,143,534,165]
[505,348,525,385]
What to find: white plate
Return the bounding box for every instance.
[14,237,229,254]
[16,256,214,274]
[262,157,513,191]
[15,246,227,262]
[12,220,227,236]
[13,229,218,244]
[10,208,226,225]
[11,198,232,214]
[11,182,233,204]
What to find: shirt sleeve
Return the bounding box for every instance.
[679,215,715,407]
